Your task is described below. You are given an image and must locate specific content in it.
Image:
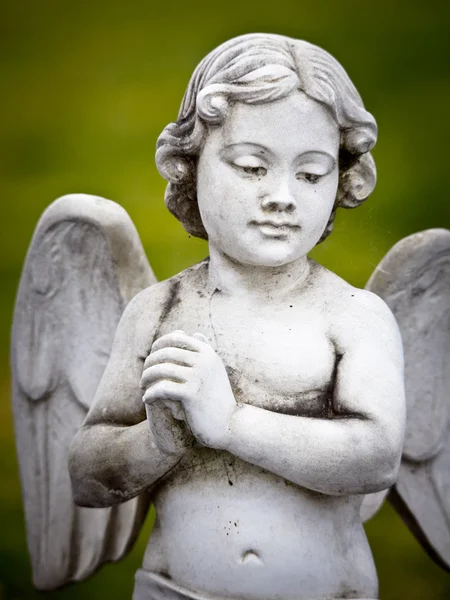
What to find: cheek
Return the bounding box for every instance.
[198,163,252,228]
[299,180,338,234]
[197,160,225,225]
[197,168,243,240]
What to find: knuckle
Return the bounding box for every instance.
[143,389,154,403]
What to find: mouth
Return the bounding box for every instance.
[250,220,301,237]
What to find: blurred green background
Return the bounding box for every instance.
[1,1,449,599]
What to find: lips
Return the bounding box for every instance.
[249,220,301,239]
[250,219,300,230]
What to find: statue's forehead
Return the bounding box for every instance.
[218,92,339,156]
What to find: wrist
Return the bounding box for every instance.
[218,403,243,452]
[147,408,194,457]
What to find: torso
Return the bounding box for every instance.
[141,259,378,600]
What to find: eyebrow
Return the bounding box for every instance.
[222,143,336,167]
[297,151,336,169]
[222,143,271,156]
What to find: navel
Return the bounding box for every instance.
[240,550,263,565]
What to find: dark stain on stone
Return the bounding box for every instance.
[151,278,183,347]
[225,365,245,403]
[326,352,342,419]
[158,278,181,326]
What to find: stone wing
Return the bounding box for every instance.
[11,194,156,589]
[362,229,450,571]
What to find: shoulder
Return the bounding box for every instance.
[124,259,209,319]
[310,261,403,358]
[116,259,209,353]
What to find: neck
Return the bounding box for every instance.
[207,245,310,301]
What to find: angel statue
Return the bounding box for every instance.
[11,33,450,600]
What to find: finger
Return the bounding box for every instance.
[143,380,186,404]
[146,399,185,422]
[193,332,210,345]
[145,400,170,424]
[152,331,202,354]
[144,347,197,370]
[164,400,186,421]
[146,403,176,448]
[140,364,190,389]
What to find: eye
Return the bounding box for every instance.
[242,166,267,176]
[296,172,322,184]
[232,156,267,177]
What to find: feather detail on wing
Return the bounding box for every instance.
[362,228,450,570]
[11,194,156,589]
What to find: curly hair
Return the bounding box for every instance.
[156,33,377,242]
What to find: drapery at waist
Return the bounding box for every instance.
[132,570,378,600]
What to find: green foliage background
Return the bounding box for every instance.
[1,1,449,598]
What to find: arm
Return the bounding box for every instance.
[143,291,405,496]
[224,290,406,495]
[69,282,191,508]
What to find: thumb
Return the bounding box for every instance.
[193,332,210,345]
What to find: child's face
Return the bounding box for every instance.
[196,91,340,268]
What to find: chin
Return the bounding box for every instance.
[236,248,304,268]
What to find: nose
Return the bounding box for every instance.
[260,179,297,213]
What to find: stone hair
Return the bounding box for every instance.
[156,33,378,241]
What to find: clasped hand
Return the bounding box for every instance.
[141,330,237,451]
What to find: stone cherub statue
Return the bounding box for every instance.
[11,33,450,600]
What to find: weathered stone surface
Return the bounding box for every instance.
[366,229,450,571]
[11,194,155,589]
[11,33,449,600]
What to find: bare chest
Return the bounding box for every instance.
[212,303,335,415]
[159,288,337,417]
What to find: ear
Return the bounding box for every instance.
[336,152,377,209]
[164,182,208,240]
[156,151,193,184]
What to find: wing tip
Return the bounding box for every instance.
[367,227,450,293]
[390,484,450,573]
[30,193,155,298]
[38,194,132,234]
